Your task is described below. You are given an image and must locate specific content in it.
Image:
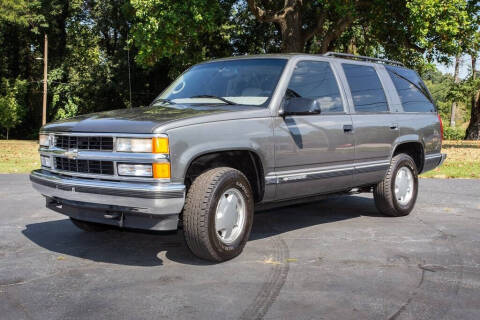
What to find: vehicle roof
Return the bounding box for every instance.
[201,53,407,69]
[203,53,325,63]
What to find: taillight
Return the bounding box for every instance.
[437,114,444,141]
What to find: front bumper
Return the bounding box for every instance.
[30,169,185,230]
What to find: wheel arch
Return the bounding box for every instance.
[391,139,425,173]
[183,148,266,203]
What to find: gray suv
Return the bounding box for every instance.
[30,53,446,262]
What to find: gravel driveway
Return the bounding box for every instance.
[1,175,479,320]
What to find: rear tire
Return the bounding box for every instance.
[374,154,418,217]
[182,167,254,262]
[70,218,110,232]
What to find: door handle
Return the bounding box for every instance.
[389,123,399,130]
[343,124,354,133]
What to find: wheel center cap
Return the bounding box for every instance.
[215,188,246,245]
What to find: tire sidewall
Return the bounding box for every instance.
[207,171,254,260]
[390,156,418,214]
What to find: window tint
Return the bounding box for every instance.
[287,61,344,113]
[342,64,389,112]
[386,66,435,112]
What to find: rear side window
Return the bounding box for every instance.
[342,64,389,112]
[287,60,344,113]
[386,66,435,112]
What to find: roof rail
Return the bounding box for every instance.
[323,52,404,67]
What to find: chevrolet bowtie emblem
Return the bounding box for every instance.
[64,149,79,159]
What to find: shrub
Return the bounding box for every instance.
[0,78,27,139]
[443,126,465,140]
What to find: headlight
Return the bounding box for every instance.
[116,137,169,153]
[117,164,153,177]
[39,134,50,147]
[116,138,152,153]
[40,155,51,168]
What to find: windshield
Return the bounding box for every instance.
[155,58,287,107]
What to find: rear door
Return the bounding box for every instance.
[338,63,399,185]
[273,59,355,200]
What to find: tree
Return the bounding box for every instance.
[423,67,455,123]
[229,1,282,54]
[0,0,479,139]
[466,34,480,140]
[450,54,461,127]
[129,0,234,70]
[246,0,471,67]
[0,79,26,139]
[0,0,45,32]
[247,0,365,53]
[464,0,480,139]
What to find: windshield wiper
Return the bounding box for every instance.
[150,98,176,106]
[189,95,236,105]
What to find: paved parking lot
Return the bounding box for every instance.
[1,175,479,320]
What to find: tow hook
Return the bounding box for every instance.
[104,211,125,228]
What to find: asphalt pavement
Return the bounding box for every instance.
[1,175,479,320]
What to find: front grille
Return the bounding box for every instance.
[55,157,114,175]
[55,135,114,151]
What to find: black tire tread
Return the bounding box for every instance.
[374,154,417,217]
[183,167,249,261]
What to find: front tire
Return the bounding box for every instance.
[374,154,419,217]
[183,167,254,262]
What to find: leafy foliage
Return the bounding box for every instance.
[130,0,233,70]
[0,79,27,138]
[0,0,46,33]
[0,0,479,139]
[423,68,455,123]
[443,126,466,140]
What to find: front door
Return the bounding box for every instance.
[272,60,355,200]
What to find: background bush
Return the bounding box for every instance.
[444,126,466,140]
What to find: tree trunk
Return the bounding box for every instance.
[279,10,304,53]
[466,55,480,140]
[6,128,9,140]
[247,0,354,54]
[450,53,461,127]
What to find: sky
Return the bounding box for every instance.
[435,54,479,79]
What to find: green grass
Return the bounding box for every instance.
[0,139,479,178]
[0,140,40,173]
[420,140,480,179]
[421,161,480,179]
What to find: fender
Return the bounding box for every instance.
[390,134,424,159]
[179,142,268,181]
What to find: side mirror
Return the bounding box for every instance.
[282,97,320,116]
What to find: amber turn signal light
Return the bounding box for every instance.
[153,162,170,179]
[152,137,169,154]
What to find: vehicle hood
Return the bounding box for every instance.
[41,104,258,133]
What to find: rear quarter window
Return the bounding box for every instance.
[386,66,435,113]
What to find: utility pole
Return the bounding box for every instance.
[42,34,48,125]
